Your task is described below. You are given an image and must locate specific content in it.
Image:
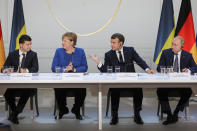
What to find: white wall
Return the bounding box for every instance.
[1,0,197,73]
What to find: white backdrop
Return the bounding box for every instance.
[1,0,197,73]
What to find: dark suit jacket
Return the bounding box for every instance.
[157,49,196,73]
[3,50,39,73]
[98,46,149,72]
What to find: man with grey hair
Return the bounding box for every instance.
[157,36,196,125]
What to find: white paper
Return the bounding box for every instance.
[62,73,84,78]
[10,73,32,77]
[168,72,190,77]
[115,73,138,77]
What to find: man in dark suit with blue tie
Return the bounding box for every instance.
[157,36,196,125]
[2,35,38,124]
[89,33,154,125]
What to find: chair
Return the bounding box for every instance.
[0,123,12,131]
[54,90,85,119]
[5,89,39,119]
[105,89,133,118]
[157,90,189,120]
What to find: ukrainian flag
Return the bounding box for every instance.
[153,0,175,64]
[9,0,26,53]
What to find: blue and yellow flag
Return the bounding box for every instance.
[153,0,175,64]
[9,0,26,53]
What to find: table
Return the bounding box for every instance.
[1,73,197,130]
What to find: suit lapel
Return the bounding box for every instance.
[25,51,31,67]
[123,47,129,64]
[15,50,20,67]
[111,50,119,64]
[169,49,174,66]
[180,51,185,70]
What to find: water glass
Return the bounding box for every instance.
[160,66,166,74]
[9,66,14,73]
[194,73,197,77]
[115,65,120,73]
[107,66,113,73]
[167,66,173,73]
[62,66,67,73]
[2,66,9,74]
[55,66,61,73]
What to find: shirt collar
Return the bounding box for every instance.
[19,50,27,56]
[174,50,181,56]
[116,47,123,53]
[178,50,182,55]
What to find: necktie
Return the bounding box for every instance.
[173,53,179,72]
[118,51,123,63]
[21,53,26,68]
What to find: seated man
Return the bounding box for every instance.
[89,33,154,125]
[157,36,196,125]
[2,35,38,124]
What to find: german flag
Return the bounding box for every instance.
[153,0,175,64]
[9,0,26,53]
[0,21,6,71]
[196,34,197,48]
[175,0,197,63]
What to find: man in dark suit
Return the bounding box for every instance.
[2,35,38,124]
[89,33,154,125]
[157,36,196,125]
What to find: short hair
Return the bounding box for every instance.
[174,36,185,48]
[19,35,32,44]
[62,32,77,46]
[111,33,125,44]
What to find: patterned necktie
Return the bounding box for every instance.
[118,51,123,63]
[173,53,179,72]
[21,53,26,68]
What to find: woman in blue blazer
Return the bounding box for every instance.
[51,32,88,120]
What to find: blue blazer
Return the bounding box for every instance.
[51,47,88,72]
[157,49,196,73]
[98,46,149,72]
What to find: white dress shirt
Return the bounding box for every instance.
[116,47,125,62]
[173,50,181,72]
[19,50,29,73]
[173,50,190,73]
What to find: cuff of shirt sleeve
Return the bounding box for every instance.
[145,68,150,72]
[73,68,77,72]
[26,69,29,73]
[188,69,191,74]
[97,62,102,68]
